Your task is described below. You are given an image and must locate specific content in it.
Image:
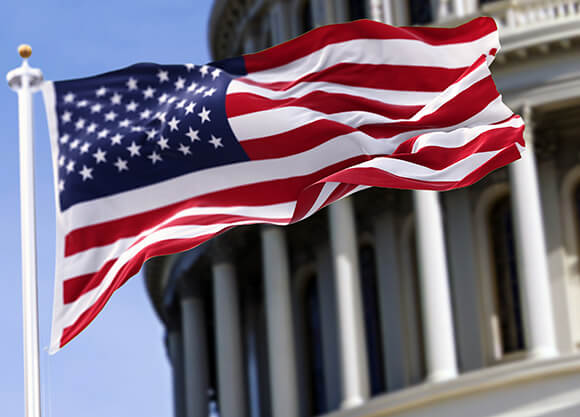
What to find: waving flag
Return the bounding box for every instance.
[43,17,524,352]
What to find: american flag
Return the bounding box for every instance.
[43,17,524,352]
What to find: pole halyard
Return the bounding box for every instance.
[7,44,44,417]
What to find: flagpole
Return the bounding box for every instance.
[7,44,44,417]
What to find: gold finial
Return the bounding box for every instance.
[18,44,32,59]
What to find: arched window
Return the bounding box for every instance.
[301,272,327,415]
[359,244,386,395]
[488,196,525,354]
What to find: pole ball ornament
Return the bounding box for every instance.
[19,44,32,59]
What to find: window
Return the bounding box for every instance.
[349,0,367,20]
[302,274,327,415]
[409,0,433,25]
[488,196,525,354]
[359,244,386,395]
[301,0,314,33]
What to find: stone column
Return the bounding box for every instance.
[261,226,299,417]
[508,105,558,359]
[167,329,186,417]
[212,240,247,417]
[180,279,210,417]
[413,190,458,382]
[328,198,370,408]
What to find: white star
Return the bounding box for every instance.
[58,179,64,192]
[59,134,69,144]
[155,112,167,122]
[143,86,156,99]
[96,87,107,97]
[80,142,90,154]
[167,96,177,104]
[140,109,152,119]
[69,139,80,150]
[79,165,93,181]
[185,102,196,115]
[199,65,209,77]
[198,106,211,123]
[195,86,206,95]
[104,111,118,121]
[158,93,169,104]
[174,77,186,90]
[184,63,195,72]
[157,70,169,83]
[58,155,66,167]
[119,119,131,128]
[147,151,163,164]
[168,117,180,131]
[86,123,98,134]
[158,137,170,150]
[61,111,72,123]
[97,128,110,139]
[126,77,138,90]
[126,101,139,112]
[178,143,191,155]
[126,141,141,157]
[110,133,123,145]
[130,126,143,132]
[211,68,221,80]
[76,99,88,108]
[110,93,122,105]
[203,88,217,97]
[91,103,103,113]
[75,118,86,130]
[176,99,187,109]
[187,82,198,92]
[114,157,129,172]
[93,148,107,163]
[209,134,223,149]
[66,160,75,173]
[64,92,75,103]
[146,129,158,140]
[185,127,200,142]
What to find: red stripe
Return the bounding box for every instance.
[391,123,524,170]
[63,259,116,305]
[226,90,422,119]
[59,234,226,348]
[240,119,357,160]
[320,145,521,191]
[360,75,500,139]
[244,18,497,73]
[239,64,468,92]
[64,156,368,256]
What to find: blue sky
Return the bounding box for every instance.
[1,1,213,415]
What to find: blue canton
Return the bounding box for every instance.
[54,61,249,211]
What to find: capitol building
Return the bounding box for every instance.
[145,1,580,416]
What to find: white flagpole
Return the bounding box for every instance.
[7,44,44,417]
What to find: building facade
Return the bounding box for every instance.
[145,1,580,416]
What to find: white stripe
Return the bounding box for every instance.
[340,148,507,183]
[246,33,499,83]
[228,79,440,106]
[61,203,296,279]
[411,117,523,153]
[301,182,340,220]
